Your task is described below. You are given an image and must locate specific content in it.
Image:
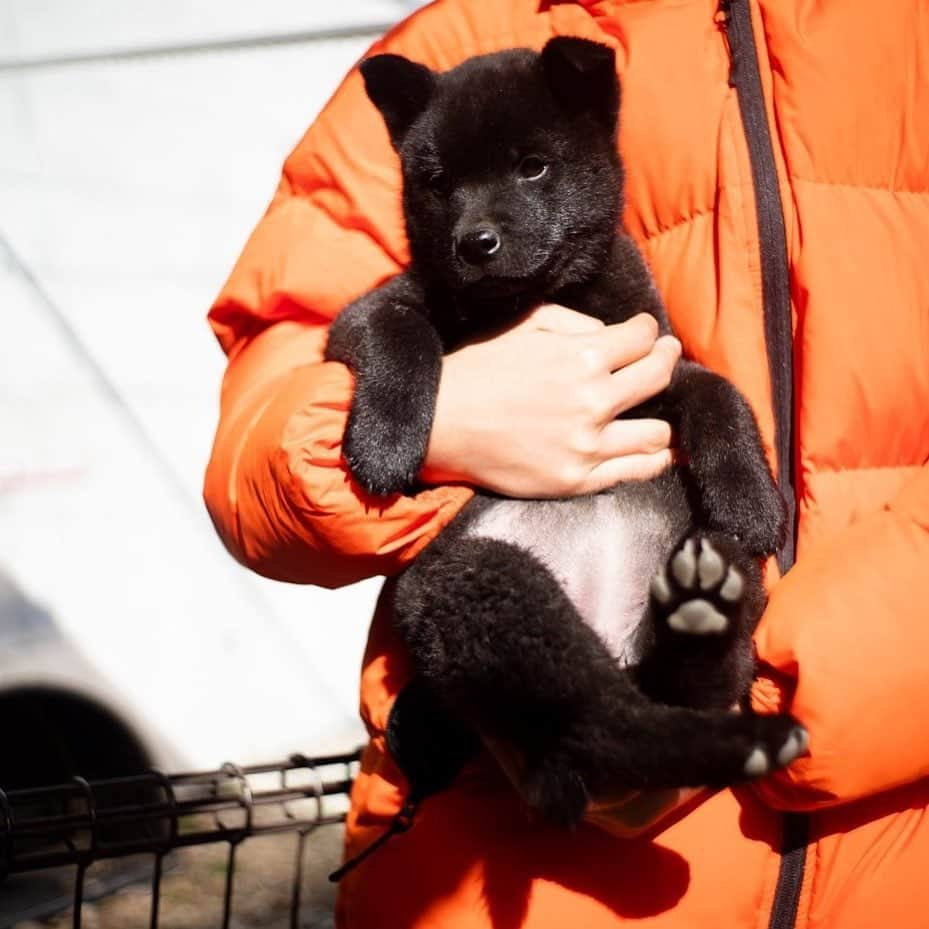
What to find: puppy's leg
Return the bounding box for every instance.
[636,531,764,710]
[650,360,788,558]
[324,272,441,497]
[395,532,624,756]
[395,532,804,827]
[539,695,806,827]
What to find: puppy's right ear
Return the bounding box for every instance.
[540,38,619,130]
[360,54,435,148]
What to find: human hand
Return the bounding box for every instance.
[420,304,682,497]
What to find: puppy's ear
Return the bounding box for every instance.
[540,38,619,130]
[360,54,436,148]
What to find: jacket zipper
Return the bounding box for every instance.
[722,0,796,575]
[721,2,808,927]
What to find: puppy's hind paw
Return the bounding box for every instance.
[742,719,808,779]
[521,755,590,829]
[651,536,745,637]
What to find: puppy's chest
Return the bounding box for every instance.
[462,477,689,664]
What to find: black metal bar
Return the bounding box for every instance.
[221,842,238,929]
[290,832,308,929]
[72,777,98,851]
[285,751,364,771]
[289,761,325,929]
[0,812,350,874]
[0,786,11,879]
[72,864,86,929]
[149,853,165,929]
[5,784,354,841]
[151,768,180,846]
[10,779,353,835]
[148,769,176,929]
[0,750,361,876]
[217,762,251,929]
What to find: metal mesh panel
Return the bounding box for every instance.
[0,749,362,929]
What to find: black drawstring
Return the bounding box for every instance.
[328,796,419,882]
[328,677,481,881]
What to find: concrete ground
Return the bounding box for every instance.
[10,823,346,929]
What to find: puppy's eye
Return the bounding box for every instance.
[518,155,548,181]
[427,171,451,196]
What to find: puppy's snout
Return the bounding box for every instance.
[456,226,502,265]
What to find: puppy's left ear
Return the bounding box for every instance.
[360,53,436,149]
[540,37,619,130]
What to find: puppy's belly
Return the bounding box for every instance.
[463,490,686,664]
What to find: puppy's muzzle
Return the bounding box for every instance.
[456,226,502,265]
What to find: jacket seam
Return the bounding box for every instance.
[806,462,926,475]
[639,205,716,242]
[790,176,929,197]
[579,0,711,10]
[790,174,929,197]
[803,827,822,929]
[723,80,767,319]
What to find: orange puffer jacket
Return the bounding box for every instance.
[204,1,929,926]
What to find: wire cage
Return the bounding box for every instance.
[0,749,362,929]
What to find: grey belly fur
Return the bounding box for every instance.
[462,471,691,664]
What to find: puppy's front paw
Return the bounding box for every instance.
[704,466,787,557]
[342,432,411,498]
[342,416,424,497]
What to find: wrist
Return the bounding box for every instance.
[420,355,473,485]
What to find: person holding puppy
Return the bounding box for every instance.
[204,1,929,927]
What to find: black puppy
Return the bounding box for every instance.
[326,37,805,826]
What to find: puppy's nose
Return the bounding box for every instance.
[457,227,502,265]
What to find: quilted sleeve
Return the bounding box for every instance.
[750,464,929,809]
[201,7,501,587]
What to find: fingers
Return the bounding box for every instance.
[579,448,674,493]
[553,419,675,496]
[561,313,678,494]
[597,418,673,459]
[578,419,674,494]
[526,303,606,334]
[576,313,661,372]
[605,334,681,418]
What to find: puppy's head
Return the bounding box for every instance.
[361,38,623,305]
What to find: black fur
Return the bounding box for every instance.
[325,38,801,825]
[325,276,440,496]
